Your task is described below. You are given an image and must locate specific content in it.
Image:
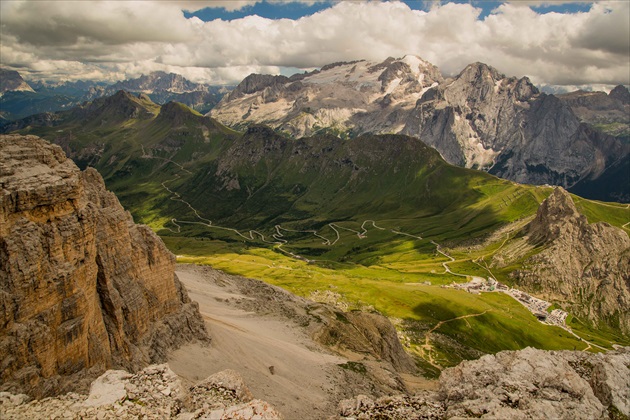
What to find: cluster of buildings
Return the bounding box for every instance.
[449,277,569,328]
[450,277,507,294]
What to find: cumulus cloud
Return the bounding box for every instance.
[0,0,628,89]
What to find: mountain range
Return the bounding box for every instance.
[2,59,628,202]
[86,71,231,114]
[0,69,232,122]
[210,56,630,202]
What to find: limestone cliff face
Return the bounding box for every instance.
[403,63,628,190]
[511,187,630,334]
[0,134,208,397]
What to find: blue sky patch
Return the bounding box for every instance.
[186,1,595,22]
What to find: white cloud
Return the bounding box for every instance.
[0,0,628,89]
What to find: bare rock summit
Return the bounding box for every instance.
[0,69,35,95]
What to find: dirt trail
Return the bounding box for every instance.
[420,310,490,370]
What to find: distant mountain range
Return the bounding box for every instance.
[2,58,629,203]
[211,56,630,202]
[0,69,233,121]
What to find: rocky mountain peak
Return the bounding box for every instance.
[0,68,35,94]
[228,74,290,100]
[527,187,583,243]
[514,76,539,100]
[447,62,538,103]
[377,55,443,94]
[457,62,504,84]
[609,84,630,104]
[513,186,630,334]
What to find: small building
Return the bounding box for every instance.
[535,312,548,321]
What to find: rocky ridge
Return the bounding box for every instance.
[557,85,629,138]
[336,347,630,419]
[0,134,209,397]
[510,187,630,334]
[6,346,627,420]
[210,55,443,138]
[1,364,282,419]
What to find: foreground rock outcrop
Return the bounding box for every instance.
[337,347,630,419]
[0,134,208,397]
[511,187,630,334]
[1,364,282,419]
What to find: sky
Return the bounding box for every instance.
[0,0,628,91]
